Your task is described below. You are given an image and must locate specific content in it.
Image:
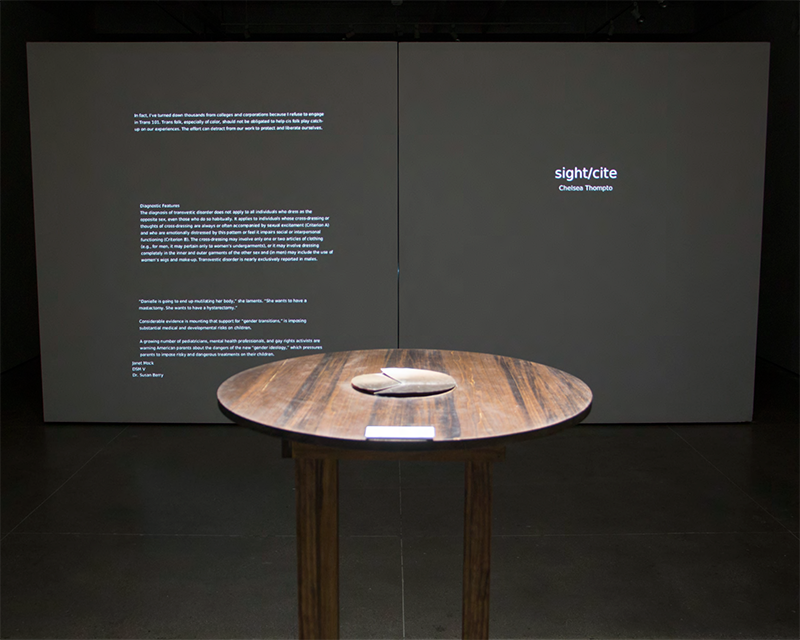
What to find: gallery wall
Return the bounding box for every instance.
[398,42,769,422]
[28,42,399,422]
[28,41,768,423]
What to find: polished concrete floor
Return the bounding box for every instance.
[1,357,798,639]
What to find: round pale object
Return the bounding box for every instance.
[351,367,456,396]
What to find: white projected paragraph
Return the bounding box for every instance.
[138,337,322,358]
[138,297,309,312]
[132,297,322,379]
[138,317,309,331]
[132,337,322,378]
[133,112,324,132]
[140,205,332,263]
[137,298,311,331]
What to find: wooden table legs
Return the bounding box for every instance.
[463,460,493,639]
[295,457,339,640]
[292,443,503,640]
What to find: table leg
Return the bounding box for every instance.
[295,457,339,640]
[462,460,493,640]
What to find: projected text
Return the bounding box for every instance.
[139,204,332,263]
[133,112,325,132]
[133,297,322,379]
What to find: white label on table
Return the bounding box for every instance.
[365,426,435,440]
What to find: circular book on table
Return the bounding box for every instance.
[351,367,456,397]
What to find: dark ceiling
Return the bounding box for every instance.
[20,1,771,41]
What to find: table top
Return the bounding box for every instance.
[217,349,592,451]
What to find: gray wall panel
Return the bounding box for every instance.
[29,42,398,422]
[399,43,769,423]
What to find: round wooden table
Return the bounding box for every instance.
[218,349,592,639]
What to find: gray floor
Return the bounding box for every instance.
[1,358,797,639]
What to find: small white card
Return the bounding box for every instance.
[365,426,435,440]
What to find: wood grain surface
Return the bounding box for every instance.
[217,349,592,451]
[295,458,338,639]
[462,460,492,639]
